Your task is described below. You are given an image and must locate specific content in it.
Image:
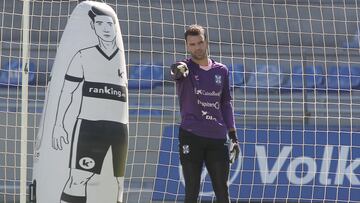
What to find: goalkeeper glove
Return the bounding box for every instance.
[228,130,240,164]
[170,62,189,79]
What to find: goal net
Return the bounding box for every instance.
[1,0,360,202]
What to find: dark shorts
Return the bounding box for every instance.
[70,119,128,177]
[178,128,229,164]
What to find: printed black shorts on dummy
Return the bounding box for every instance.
[70,119,128,177]
[178,127,229,164]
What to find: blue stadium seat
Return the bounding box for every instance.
[286,64,302,89]
[246,64,285,90]
[228,63,244,87]
[326,65,340,90]
[350,67,360,89]
[308,65,325,89]
[338,65,351,90]
[0,59,36,86]
[285,64,325,90]
[326,65,351,90]
[128,64,163,89]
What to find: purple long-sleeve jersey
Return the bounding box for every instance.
[173,58,235,139]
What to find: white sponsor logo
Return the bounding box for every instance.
[195,88,221,97]
[89,86,125,98]
[201,110,217,121]
[197,99,220,109]
[256,145,360,185]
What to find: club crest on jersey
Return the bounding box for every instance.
[182,145,190,154]
[215,75,222,84]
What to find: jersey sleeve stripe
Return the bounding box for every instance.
[65,74,83,82]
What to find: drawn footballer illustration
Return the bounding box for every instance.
[31,2,128,203]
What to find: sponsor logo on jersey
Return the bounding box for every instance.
[201,110,217,121]
[195,88,221,97]
[83,81,127,102]
[197,99,220,109]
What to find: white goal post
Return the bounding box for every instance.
[1,0,360,202]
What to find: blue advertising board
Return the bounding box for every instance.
[153,125,360,202]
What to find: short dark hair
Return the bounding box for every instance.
[184,24,207,42]
[88,6,116,23]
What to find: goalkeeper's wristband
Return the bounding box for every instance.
[228,130,238,143]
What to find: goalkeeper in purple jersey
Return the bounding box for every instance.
[170,24,240,203]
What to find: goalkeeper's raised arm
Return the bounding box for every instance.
[170,24,238,203]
